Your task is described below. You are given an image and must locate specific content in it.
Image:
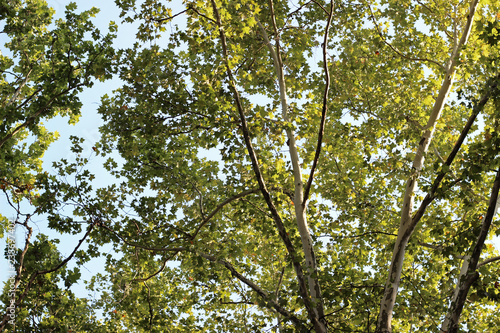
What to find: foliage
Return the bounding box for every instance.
[2,0,500,332]
[0,0,116,331]
[0,0,115,208]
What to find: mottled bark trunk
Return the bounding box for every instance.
[257,4,326,329]
[376,1,479,331]
[441,168,500,332]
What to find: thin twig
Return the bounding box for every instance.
[151,9,188,23]
[366,3,445,71]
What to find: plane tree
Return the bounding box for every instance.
[2,0,500,332]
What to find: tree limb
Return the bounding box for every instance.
[198,251,309,332]
[441,167,500,333]
[255,1,326,327]
[477,255,500,268]
[209,1,318,329]
[376,1,480,331]
[303,0,334,207]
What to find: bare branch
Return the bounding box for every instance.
[303,0,335,206]
[288,0,314,17]
[477,256,500,268]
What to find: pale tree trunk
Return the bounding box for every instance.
[376,1,480,332]
[256,0,332,328]
[210,1,325,331]
[256,15,326,330]
[440,169,500,333]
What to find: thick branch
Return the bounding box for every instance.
[441,168,500,333]
[376,1,480,332]
[256,2,326,328]
[478,255,500,268]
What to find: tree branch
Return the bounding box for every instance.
[131,252,179,283]
[311,0,330,16]
[198,251,309,332]
[209,1,318,329]
[441,167,500,333]
[303,0,335,206]
[189,5,217,24]
[255,1,327,328]
[477,255,500,268]
[151,8,188,23]
[376,1,480,331]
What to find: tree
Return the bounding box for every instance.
[0,0,115,331]
[2,0,500,332]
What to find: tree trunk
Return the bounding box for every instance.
[376,1,479,331]
[441,168,500,332]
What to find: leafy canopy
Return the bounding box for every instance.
[1,0,500,332]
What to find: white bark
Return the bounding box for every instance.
[440,255,471,332]
[376,1,480,332]
[441,168,500,333]
[257,18,326,330]
[210,1,321,329]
